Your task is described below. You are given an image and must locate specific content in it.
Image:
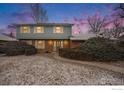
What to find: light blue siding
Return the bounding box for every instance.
[16,25,72,40]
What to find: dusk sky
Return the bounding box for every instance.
[0,3,118,34]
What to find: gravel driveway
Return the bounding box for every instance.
[0,54,124,85]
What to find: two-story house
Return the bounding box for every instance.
[15,23,73,52]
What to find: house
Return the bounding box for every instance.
[0,33,17,44]
[15,23,73,52]
[70,33,96,48]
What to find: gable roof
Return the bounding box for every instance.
[14,23,74,26]
[0,33,17,41]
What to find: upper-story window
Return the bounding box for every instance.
[54,26,63,33]
[21,26,30,33]
[34,26,44,33]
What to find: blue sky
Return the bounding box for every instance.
[0,3,117,33]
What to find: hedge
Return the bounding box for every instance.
[1,41,37,56]
[24,45,37,55]
[59,37,124,62]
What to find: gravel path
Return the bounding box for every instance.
[0,54,124,85]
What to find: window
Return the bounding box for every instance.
[60,41,63,48]
[26,40,32,45]
[35,40,45,49]
[34,26,44,33]
[20,40,32,45]
[54,26,63,33]
[21,26,30,33]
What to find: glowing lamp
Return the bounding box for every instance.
[64,40,68,45]
[48,40,53,45]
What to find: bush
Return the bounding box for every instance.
[24,45,37,55]
[0,46,6,53]
[59,37,124,62]
[59,48,89,60]
[117,41,124,48]
[6,48,24,56]
[79,37,124,61]
[1,41,37,56]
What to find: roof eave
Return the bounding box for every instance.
[14,23,74,26]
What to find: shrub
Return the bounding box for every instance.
[59,48,93,61]
[6,48,24,56]
[0,46,6,53]
[117,41,124,48]
[59,37,124,62]
[78,37,124,61]
[1,41,37,56]
[24,45,37,55]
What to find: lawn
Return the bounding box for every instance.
[0,54,124,85]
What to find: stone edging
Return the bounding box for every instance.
[54,54,124,74]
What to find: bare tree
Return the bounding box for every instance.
[101,28,113,39]
[30,3,48,23]
[112,18,123,38]
[115,4,124,18]
[100,4,124,39]
[87,15,106,36]
[102,18,124,39]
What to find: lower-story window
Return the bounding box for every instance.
[35,40,45,49]
[26,40,32,45]
[21,40,32,45]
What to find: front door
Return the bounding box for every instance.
[47,40,69,52]
[53,41,63,51]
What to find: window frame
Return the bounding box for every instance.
[20,26,30,33]
[35,40,45,49]
[34,26,44,33]
[53,26,63,34]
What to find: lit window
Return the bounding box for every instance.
[21,26,30,33]
[54,26,63,33]
[26,40,32,45]
[34,26,44,33]
[20,40,32,45]
[35,40,45,49]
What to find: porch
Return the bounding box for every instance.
[20,39,70,52]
